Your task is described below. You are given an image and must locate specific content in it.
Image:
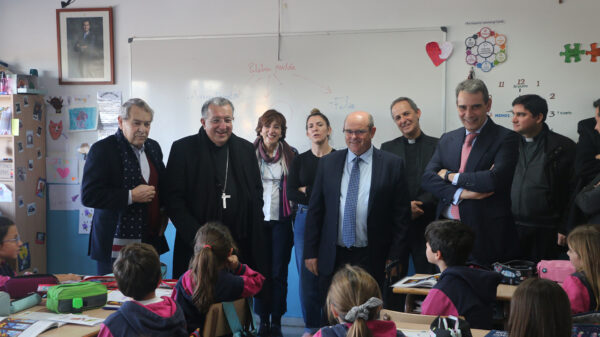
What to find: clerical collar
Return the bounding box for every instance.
[525,137,534,143]
[522,124,547,143]
[403,132,423,145]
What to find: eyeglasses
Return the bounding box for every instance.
[2,235,20,243]
[208,118,234,125]
[343,129,369,136]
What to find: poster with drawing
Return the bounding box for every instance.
[46,157,78,184]
[69,107,98,131]
[79,206,93,234]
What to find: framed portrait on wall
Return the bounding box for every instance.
[56,7,114,85]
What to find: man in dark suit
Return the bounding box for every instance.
[73,20,100,78]
[568,98,600,232]
[82,98,168,275]
[422,79,520,266]
[304,110,411,302]
[165,97,265,279]
[381,97,438,275]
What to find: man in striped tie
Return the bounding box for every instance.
[304,110,411,324]
[422,79,520,267]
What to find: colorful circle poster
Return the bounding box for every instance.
[465,27,507,72]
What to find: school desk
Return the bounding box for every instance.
[22,302,111,337]
[381,310,490,337]
[393,273,517,322]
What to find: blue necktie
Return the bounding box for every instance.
[342,157,360,248]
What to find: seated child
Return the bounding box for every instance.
[508,278,572,337]
[98,243,187,337]
[563,224,600,314]
[315,264,402,337]
[172,222,265,334]
[0,216,79,289]
[421,219,502,329]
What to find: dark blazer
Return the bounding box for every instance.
[81,135,167,263]
[421,118,520,266]
[165,130,265,279]
[575,118,600,184]
[381,133,438,212]
[304,147,411,283]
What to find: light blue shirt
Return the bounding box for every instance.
[444,117,488,219]
[337,146,373,247]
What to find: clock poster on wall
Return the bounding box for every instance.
[465,27,507,72]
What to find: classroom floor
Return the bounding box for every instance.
[282,317,305,336]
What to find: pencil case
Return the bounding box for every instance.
[46,282,107,313]
[0,274,58,299]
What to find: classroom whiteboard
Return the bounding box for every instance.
[130,29,446,156]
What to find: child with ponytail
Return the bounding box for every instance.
[563,224,600,314]
[315,265,403,337]
[172,222,265,334]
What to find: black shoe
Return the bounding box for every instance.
[271,323,283,337]
[258,320,271,337]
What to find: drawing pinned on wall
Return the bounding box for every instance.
[46,96,64,114]
[46,157,78,184]
[426,41,453,66]
[35,178,46,198]
[27,159,33,171]
[16,167,26,182]
[35,232,45,245]
[73,95,90,105]
[48,120,66,140]
[79,206,93,234]
[17,195,24,208]
[465,27,507,72]
[33,102,42,121]
[36,148,42,159]
[18,243,30,271]
[17,141,23,153]
[26,130,34,148]
[69,107,98,131]
[26,202,36,216]
[48,184,80,210]
[23,96,29,107]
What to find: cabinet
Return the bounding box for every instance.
[0,94,46,274]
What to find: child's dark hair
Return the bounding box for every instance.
[326,265,382,337]
[508,278,571,337]
[425,219,474,266]
[113,243,161,301]
[0,216,15,243]
[190,222,237,313]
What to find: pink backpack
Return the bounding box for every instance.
[537,260,575,283]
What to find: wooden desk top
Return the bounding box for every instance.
[25,304,111,337]
[393,274,517,301]
[395,321,489,337]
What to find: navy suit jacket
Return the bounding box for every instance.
[421,118,520,266]
[304,147,411,283]
[81,135,167,263]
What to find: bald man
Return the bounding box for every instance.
[304,111,411,307]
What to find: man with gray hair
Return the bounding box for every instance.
[422,79,520,266]
[82,98,168,275]
[166,97,265,279]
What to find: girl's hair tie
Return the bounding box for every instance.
[203,244,212,249]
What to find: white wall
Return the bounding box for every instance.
[2,0,598,140]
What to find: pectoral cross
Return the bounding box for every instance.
[222,192,231,209]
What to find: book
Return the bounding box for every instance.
[0,317,65,337]
[11,311,104,327]
[392,274,441,288]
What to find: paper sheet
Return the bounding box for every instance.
[48,184,81,210]
[46,157,78,184]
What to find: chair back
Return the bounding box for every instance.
[202,298,252,337]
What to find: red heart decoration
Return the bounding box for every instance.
[57,167,70,179]
[426,42,444,66]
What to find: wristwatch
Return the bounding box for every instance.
[444,170,453,182]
